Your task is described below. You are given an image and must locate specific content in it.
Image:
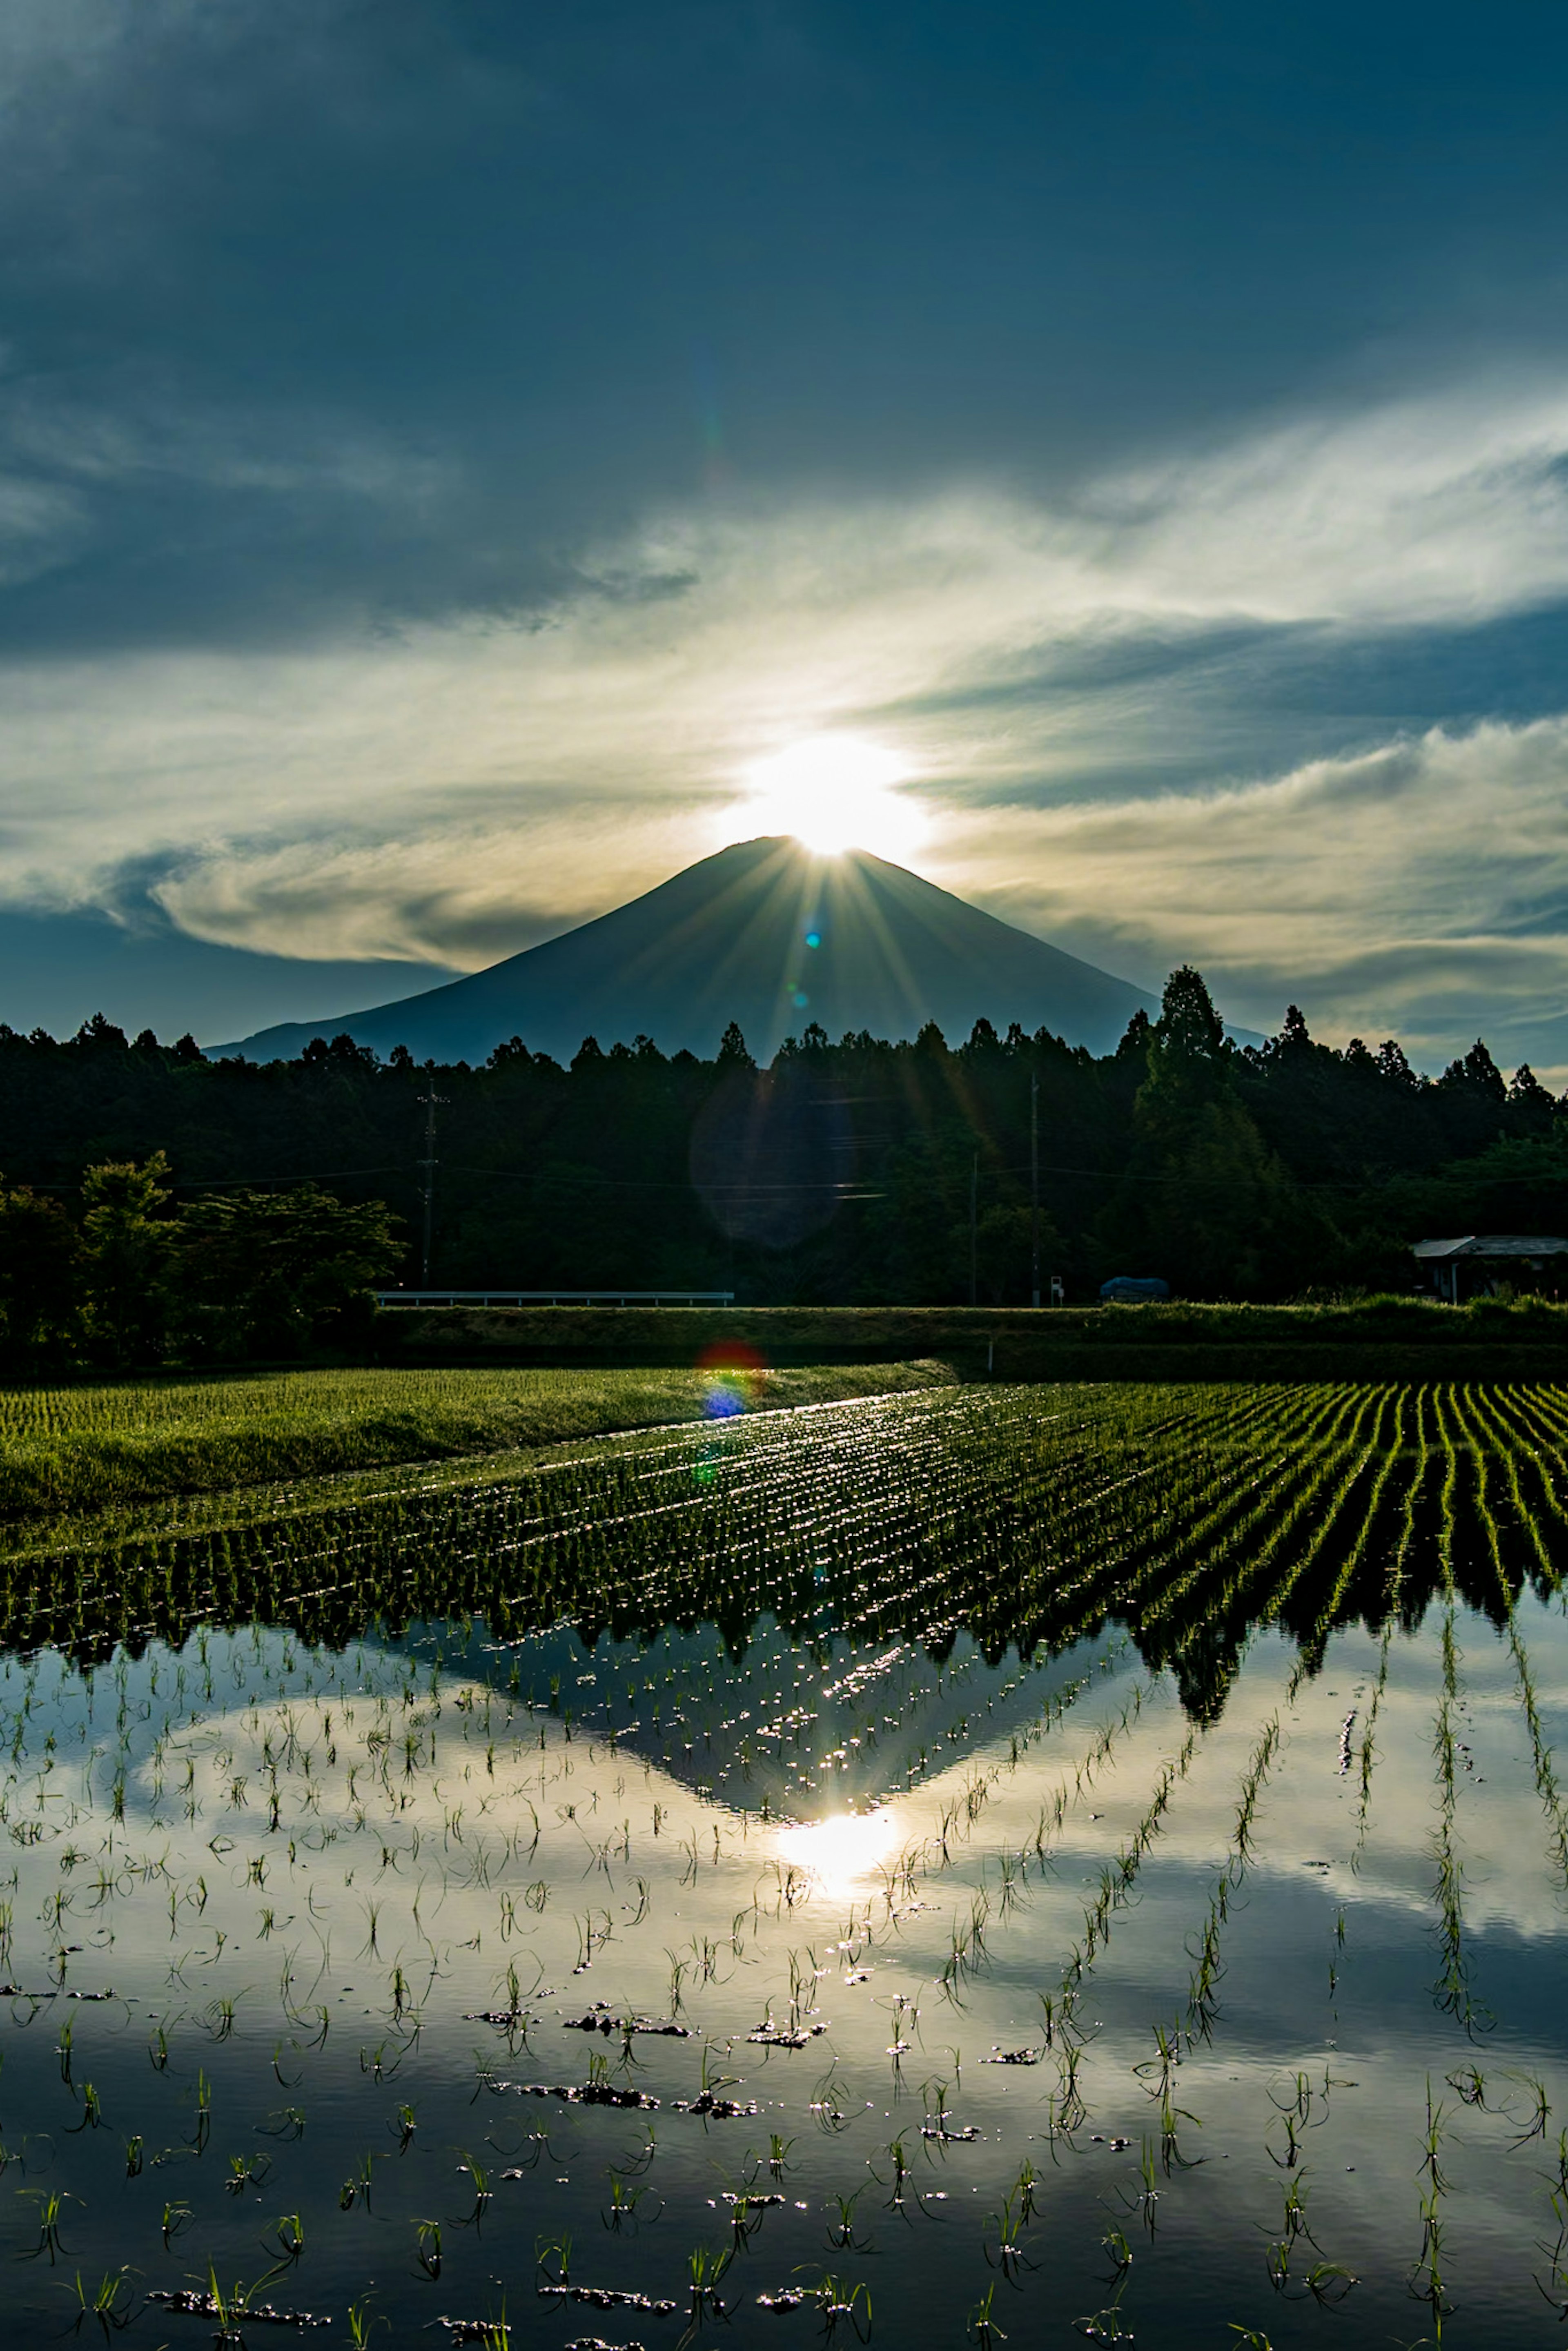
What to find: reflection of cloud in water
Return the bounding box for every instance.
[775,1807,900,1893]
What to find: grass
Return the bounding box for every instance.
[0,1359,957,1537]
[379,1295,1568,1381]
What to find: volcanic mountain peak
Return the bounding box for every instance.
[214,836,1156,1063]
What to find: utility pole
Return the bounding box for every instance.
[417,1075,449,1288]
[1030,1069,1040,1308]
[969,1150,978,1308]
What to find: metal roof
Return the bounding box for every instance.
[1411,1235,1568,1260]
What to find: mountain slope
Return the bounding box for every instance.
[214,837,1156,1063]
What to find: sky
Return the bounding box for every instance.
[5,0,1568,1071]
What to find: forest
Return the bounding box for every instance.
[1,963,1566,1356]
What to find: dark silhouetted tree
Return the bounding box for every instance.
[1108,967,1316,1295]
[175,1186,402,1357]
[80,1152,177,1365]
[0,1179,79,1363]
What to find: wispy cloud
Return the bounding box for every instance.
[944,718,1568,1060]
[147,818,698,971]
[1079,380,1568,626]
[0,470,87,585]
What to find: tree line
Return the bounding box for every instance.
[1,964,1564,1362]
[0,1154,398,1367]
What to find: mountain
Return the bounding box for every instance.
[213,837,1158,1063]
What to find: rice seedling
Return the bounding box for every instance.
[1505,2070,1552,2146]
[1409,2078,1455,2336]
[825,2184,873,2250]
[968,2279,1007,2347]
[271,2213,305,2262]
[67,2267,135,2335]
[678,2243,734,2347]
[20,2187,76,2264]
[983,2184,1035,2279]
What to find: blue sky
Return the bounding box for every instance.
[5,0,1568,1068]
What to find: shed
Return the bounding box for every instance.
[1412,1235,1568,1304]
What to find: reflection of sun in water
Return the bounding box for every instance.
[733,735,927,860]
[775,1808,900,1892]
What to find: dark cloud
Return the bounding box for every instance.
[2,0,1568,653]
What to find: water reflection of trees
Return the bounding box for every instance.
[2,1388,1557,1747]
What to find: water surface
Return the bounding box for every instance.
[0,1381,1564,2347]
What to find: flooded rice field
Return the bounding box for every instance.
[2,1379,1568,2347]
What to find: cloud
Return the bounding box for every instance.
[0,377,452,507]
[147,817,701,970]
[5,377,1568,1065]
[1080,381,1568,627]
[0,0,419,164]
[0,470,87,585]
[944,718,1568,1065]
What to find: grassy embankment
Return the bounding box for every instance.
[0,1359,956,1554]
[380,1293,1568,1381]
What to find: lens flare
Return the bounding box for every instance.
[697,1339,765,1423]
[702,1375,745,1419]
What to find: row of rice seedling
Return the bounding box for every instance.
[0,1362,958,1525]
[6,1383,1236,1660]
[1,1380,1564,1730]
[0,1382,1363,1627]
[0,1363,954,1448]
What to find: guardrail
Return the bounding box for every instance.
[373,1289,736,1309]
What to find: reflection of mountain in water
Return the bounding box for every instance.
[416,1611,1118,1816]
[13,1386,1562,1760]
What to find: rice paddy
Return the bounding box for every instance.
[0,1361,954,1534]
[0,1378,1566,2346]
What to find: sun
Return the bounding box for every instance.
[730,733,927,860]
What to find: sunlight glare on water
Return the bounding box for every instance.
[775,1805,901,1890]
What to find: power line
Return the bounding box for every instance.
[174,1166,405,1188]
[21,1165,405,1193]
[10,1144,1407,1204]
[443,1165,885,1195]
[1030,1070,1040,1308]
[417,1082,450,1287]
